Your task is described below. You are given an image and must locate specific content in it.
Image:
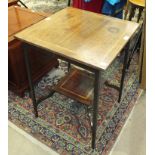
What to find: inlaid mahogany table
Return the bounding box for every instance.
[9,6,59,96]
[15,7,139,149]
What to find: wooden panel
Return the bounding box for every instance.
[140,11,146,89]
[8,6,59,96]
[15,7,139,70]
[54,69,94,105]
[8,0,18,7]
[141,41,146,89]
[8,6,47,40]
[129,0,145,7]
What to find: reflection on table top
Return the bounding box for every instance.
[15,7,139,70]
[8,6,46,42]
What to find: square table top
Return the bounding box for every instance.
[15,7,139,70]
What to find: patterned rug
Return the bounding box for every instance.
[9,51,142,155]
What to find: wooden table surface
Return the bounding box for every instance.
[8,0,18,6]
[129,0,145,7]
[15,7,139,70]
[8,6,59,96]
[8,6,47,42]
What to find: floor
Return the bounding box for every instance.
[109,91,146,155]
[8,92,146,155]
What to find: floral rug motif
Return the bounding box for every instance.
[9,52,142,155]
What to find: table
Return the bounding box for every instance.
[9,6,59,96]
[8,0,28,8]
[8,0,18,7]
[15,7,139,149]
[125,0,145,22]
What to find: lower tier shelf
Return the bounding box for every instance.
[54,68,94,105]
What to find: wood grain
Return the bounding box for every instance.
[8,0,18,7]
[8,6,49,42]
[15,7,139,70]
[129,0,145,7]
[8,6,59,96]
[140,11,146,89]
[54,68,94,105]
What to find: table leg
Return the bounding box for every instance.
[67,0,71,6]
[129,4,136,21]
[23,44,38,117]
[137,7,143,22]
[139,30,145,84]
[18,0,28,8]
[68,62,71,72]
[92,70,101,149]
[139,46,144,84]
[127,28,142,69]
[118,42,130,103]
